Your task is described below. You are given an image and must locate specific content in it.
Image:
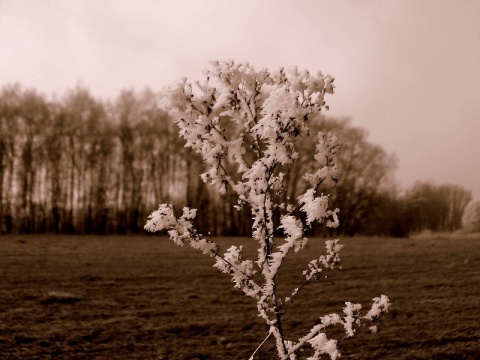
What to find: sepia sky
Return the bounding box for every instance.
[1,0,479,198]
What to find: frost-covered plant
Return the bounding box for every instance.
[145,60,390,359]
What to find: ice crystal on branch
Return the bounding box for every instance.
[145,60,389,359]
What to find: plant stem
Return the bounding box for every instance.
[248,331,272,360]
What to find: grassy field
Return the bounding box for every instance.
[0,234,479,359]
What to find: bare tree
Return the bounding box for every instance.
[406,182,472,233]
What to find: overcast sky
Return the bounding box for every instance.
[1,0,479,198]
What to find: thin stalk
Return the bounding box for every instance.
[248,331,272,360]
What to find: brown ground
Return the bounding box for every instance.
[0,234,479,359]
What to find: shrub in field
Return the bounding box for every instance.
[462,199,480,233]
[145,60,390,359]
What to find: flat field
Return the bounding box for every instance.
[0,234,479,359]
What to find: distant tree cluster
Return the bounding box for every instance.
[402,182,472,234]
[0,84,184,234]
[0,84,473,236]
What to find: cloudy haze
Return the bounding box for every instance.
[1,0,479,198]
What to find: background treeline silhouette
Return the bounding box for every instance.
[0,84,472,236]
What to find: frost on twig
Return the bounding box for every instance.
[145,60,390,359]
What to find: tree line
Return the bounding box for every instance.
[0,84,472,236]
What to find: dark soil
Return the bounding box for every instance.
[0,234,479,359]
